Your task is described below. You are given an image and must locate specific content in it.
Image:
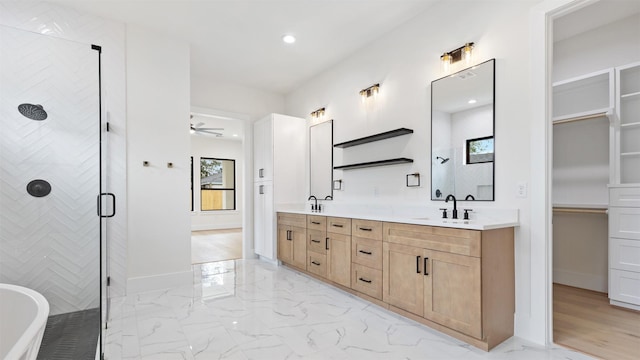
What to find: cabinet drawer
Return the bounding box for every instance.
[278,212,307,227]
[307,215,327,231]
[610,238,640,272]
[307,229,327,254]
[352,264,382,300]
[609,269,640,306]
[384,222,481,257]
[308,251,327,278]
[328,217,352,235]
[352,236,382,270]
[352,219,383,240]
[609,207,640,240]
[610,187,640,208]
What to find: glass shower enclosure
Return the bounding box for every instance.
[0,25,109,358]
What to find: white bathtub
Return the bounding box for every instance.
[0,284,49,360]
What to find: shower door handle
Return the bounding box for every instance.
[97,193,116,218]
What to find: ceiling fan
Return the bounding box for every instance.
[190,122,224,136]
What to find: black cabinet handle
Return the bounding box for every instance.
[358,227,372,231]
[259,185,264,194]
[332,224,344,228]
[416,256,421,273]
[311,239,320,243]
[358,277,372,283]
[358,250,372,255]
[424,257,429,276]
[286,230,292,241]
[259,168,264,178]
[97,193,116,218]
[326,237,330,250]
[311,221,321,225]
[311,261,321,266]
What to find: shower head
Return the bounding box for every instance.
[436,156,450,164]
[18,103,47,121]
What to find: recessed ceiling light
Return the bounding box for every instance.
[233,134,238,137]
[282,34,296,44]
[468,99,477,104]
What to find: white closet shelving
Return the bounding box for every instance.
[616,62,640,184]
[552,68,614,124]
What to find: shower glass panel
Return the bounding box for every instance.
[0,25,102,354]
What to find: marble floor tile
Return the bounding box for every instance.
[104,259,596,360]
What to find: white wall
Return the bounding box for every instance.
[553,13,640,82]
[191,136,243,230]
[126,25,192,291]
[191,76,285,121]
[285,0,536,340]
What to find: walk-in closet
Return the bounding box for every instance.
[551,2,640,359]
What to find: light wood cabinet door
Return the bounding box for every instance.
[327,233,351,287]
[423,249,482,339]
[383,242,425,316]
[277,225,293,264]
[291,226,307,270]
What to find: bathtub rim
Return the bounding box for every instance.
[0,283,50,360]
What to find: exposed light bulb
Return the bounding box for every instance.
[441,53,452,74]
[468,99,477,104]
[463,43,473,65]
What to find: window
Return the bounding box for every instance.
[200,158,236,211]
[466,136,494,164]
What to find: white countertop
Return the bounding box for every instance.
[277,203,519,230]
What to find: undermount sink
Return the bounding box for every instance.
[412,217,430,220]
[412,217,473,225]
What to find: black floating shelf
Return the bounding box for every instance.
[334,128,413,148]
[334,158,414,170]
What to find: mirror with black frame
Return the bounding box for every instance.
[309,120,333,200]
[431,58,495,201]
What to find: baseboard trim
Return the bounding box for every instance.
[191,224,242,231]
[553,269,607,293]
[127,270,193,294]
[610,299,640,311]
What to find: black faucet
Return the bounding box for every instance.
[465,194,475,201]
[324,195,332,200]
[445,194,458,219]
[308,195,318,212]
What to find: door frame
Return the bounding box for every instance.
[190,106,255,259]
[529,0,601,346]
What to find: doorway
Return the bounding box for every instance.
[549,1,640,359]
[189,107,250,264]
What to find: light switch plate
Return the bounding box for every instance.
[517,182,528,198]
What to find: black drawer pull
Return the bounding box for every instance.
[332,224,344,228]
[358,250,372,255]
[311,261,321,266]
[311,239,321,243]
[326,237,330,250]
[424,257,429,276]
[358,277,372,283]
[311,221,321,225]
[359,227,372,231]
[416,256,421,273]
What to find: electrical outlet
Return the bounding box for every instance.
[517,182,528,198]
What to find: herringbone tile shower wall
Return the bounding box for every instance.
[0,2,127,314]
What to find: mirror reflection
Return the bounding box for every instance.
[310,120,333,199]
[431,59,495,201]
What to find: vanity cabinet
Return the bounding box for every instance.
[277,213,307,270]
[383,222,513,350]
[351,219,383,299]
[305,215,352,287]
[276,211,514,351]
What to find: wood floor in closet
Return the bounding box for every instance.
[553,283,640,360]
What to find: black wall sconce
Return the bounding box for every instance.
[359,83,380,102]
[310,107,325,119]
[441,42,474,73]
